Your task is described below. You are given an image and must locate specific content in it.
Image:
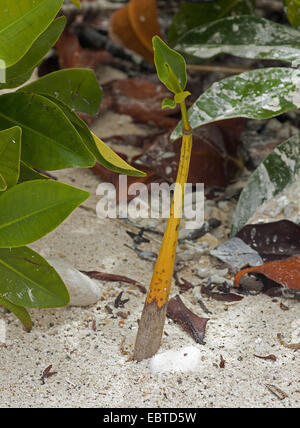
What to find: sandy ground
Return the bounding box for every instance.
[0,66,299,408]
[0,162,299,408]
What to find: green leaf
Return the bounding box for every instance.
[174,16,300,65]
[171,67,300,141]
[20,69,102,115]
[162,98,177,109]
[168,0,255,45]
[0,246,69,308]
[0,179,89,247]
[0,0,63,68]
[0,295,32,331]
[18,161,49,183]
[0,127,21,189]
[45,96,146,177]
[0,92,95,170]
[153,36,187,94]
[0,17,66,90]
[92,132,147,177]
[232,134,300,235]
[285,0,300,28]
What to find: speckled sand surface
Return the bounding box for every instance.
[0,63,299,406]
[0,163,299,408]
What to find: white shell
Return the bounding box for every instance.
[46,258,102,307]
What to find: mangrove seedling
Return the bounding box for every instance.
[133,36,192,361]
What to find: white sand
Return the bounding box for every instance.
[0,166,299,408]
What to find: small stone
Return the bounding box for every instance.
[198,233,220,249]
[150,346,201,373]
[46,258,102,307]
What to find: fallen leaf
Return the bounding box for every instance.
[236,220,300,262]
[81,270,146,293]
[114,291,130,309]
[133,124,240,187]
[254,354,277,361]
[128,0,162,53]
[41,365,57,385]
[211,237,263,271]
[234,256,300,292]
[56,29,112,69]
[174,273,194,293]
[265,384,288,400]
[201,284,244,302]
[167,294,209,344]
[109,0,161,63]
[219,354,226,368]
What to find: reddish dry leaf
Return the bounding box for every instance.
[234,256,300,291]
[41,365,57,385]
[81,270,147,293]
[128,0,162,53]
[167,295,209,344]
[201,285,244,302]
[56,29,112,69]
[109,4,154,63]
[219,355,226,368]
[254,354,277,361]
[109,0,161,63]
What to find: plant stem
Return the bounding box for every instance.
[133,101,192,361]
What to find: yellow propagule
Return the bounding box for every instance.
[134,89,193,361]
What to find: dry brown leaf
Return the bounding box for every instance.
[128,0,162,52]
[109,0,162,63]
[234,256,300,291]
[167,295,209,344]
[56,29,112,69]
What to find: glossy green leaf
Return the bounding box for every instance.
[162,98,177,109]
[0,0,63,68]
[0,92,95,170]
[174,16,300,65]
[0,179,89,247]
[45,96,146,177]
[0,17,66,90]
[92,132,147,177]
[168,0,255,45]
[0,127,21,189]
[285,0,300,28]
[18,161,49,183]
[171,67,300,141]
[0,246,69,308]
[232,134,300,235]
[21,69,102,114]
[153,36,187,94]
[0,295,32,331]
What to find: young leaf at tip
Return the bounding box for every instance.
[152,35,187,94]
